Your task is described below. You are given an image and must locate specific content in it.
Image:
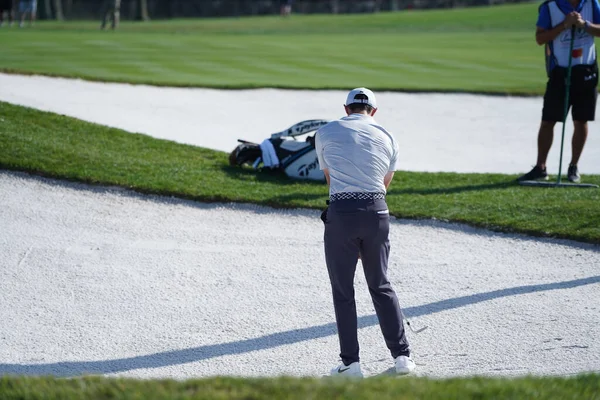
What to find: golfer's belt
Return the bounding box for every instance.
[329,192,386,202]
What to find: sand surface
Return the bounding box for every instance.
[1,74,599,379]
[1,171,598,379]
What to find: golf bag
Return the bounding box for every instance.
[228,119,330,181]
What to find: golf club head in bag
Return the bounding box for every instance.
[229,140,262,168]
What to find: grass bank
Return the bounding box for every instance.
[1,101,599,244]
[1,374,600,400]
[0,3,543,94]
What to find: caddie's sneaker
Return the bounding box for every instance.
[395,355,416,375]
[568,165,581,183]
[517,165,548,182]
[330,361,363,378]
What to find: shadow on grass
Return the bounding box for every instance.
[388,180,517,196]
[0,166,330,210]
[1,275,598,377]
[221,165,325,186]
[223,167,519,200]
[222,165,329,204]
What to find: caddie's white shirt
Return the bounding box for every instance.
[315,114,400,196]
[538,0,600,71]
[549,0,596,67]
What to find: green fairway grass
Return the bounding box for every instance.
[1,374,600,400]
[0,3,544,94]
[2,101,599,244]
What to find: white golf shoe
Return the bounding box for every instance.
[330,361,363,378]
[395,355,416,375]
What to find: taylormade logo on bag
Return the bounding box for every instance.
[297,158,319,177]
[292,120,329,135]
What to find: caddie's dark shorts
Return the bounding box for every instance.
[542,64,598,122]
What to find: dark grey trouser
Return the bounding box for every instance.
[324,198,409,365]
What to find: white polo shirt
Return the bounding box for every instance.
[315,114,400,196]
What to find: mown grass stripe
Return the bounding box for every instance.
[0,3,546,94]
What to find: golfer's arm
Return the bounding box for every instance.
[384,171,394,190]
[584,21,600,37]
[323,169,330,186]
[536,25,567,45]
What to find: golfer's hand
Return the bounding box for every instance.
[575,16,586,29]
[320,207,328,223]
[564,12,581,29]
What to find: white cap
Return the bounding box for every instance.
[345,87,377,109]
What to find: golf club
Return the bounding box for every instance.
[401,309,428,334]
[556,25,576,184]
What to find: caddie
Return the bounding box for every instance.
[518,0,600,183]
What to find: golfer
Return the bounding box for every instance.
[518,0,600,183]
[315,88,415,378]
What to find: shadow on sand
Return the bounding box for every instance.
[1,275,598,377]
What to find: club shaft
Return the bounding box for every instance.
[558,26,576,184]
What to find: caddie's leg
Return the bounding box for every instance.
[569,64,597,167]
[536,120,556,168]
[324,201,361,365]
[359,199,409,358]
[571,121,588,166]
[537,67,567,168]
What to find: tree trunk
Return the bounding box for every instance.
[53,0,64,20]
[140,0,150,21]
[64,0,73,17]
[44,0,53,19]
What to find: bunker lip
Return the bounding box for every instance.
[0,68,544,97]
